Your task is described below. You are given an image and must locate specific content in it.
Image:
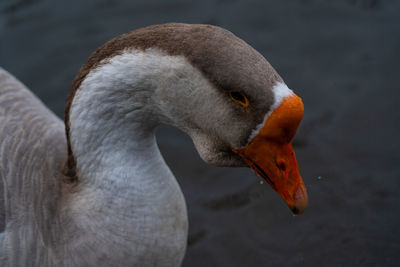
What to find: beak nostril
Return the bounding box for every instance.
[278,162,286,172]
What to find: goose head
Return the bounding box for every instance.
[66,23,308,214]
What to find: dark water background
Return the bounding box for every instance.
[1,0,400,266]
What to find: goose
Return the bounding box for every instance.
[0,23,308,266]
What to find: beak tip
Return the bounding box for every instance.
[291,205,306,215]
[290,184,308,215]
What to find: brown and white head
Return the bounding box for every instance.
[65,23,308,214]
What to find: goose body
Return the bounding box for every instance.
[0,23,307,266]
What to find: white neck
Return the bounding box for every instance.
[64,49,189,266]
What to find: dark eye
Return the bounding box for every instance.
[229,91,249,108]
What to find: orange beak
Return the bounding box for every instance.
[233,93,308,214]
